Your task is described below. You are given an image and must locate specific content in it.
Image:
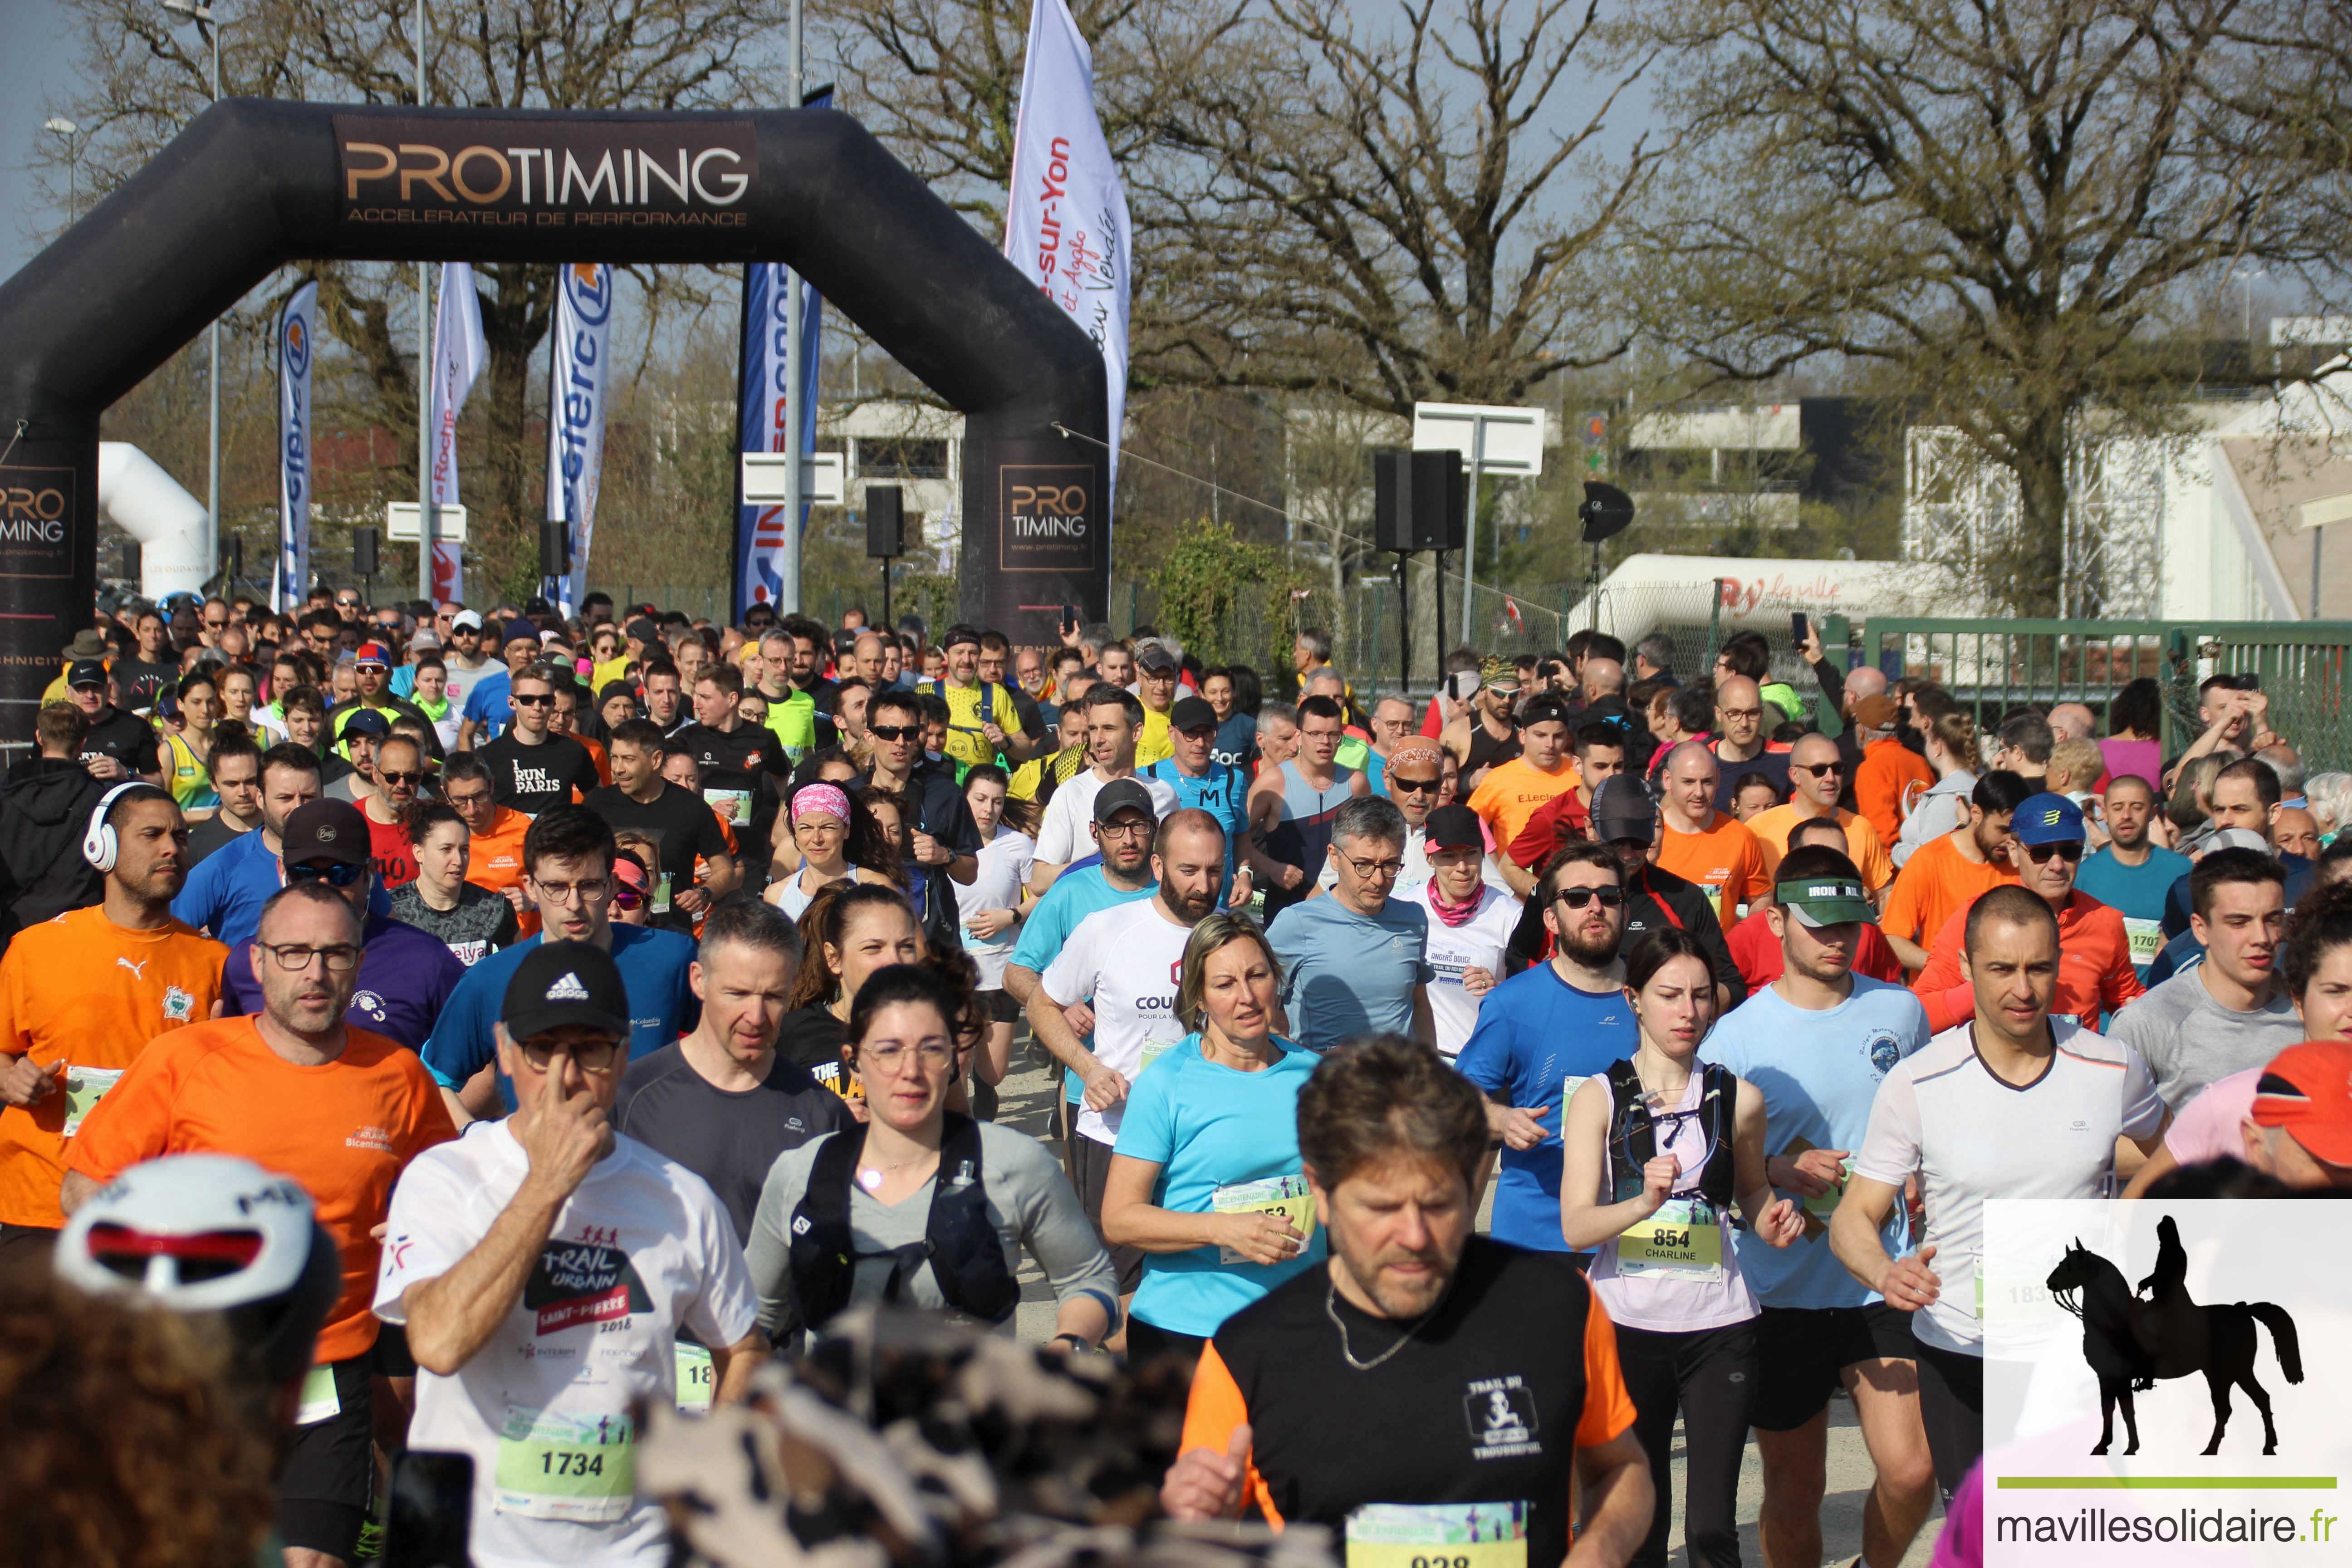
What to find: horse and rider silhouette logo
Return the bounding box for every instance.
[2046,1216,2303,1456]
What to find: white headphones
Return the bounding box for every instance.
[83,782,164,873]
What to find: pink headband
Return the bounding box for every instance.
[794,782,852,822]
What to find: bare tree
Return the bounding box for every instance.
[1631,0,2326,614]
[47,0,786,597]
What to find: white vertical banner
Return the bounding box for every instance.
[1004,0,1131,520]
[274,281,318,613]
[545,263,612,617]
[427,260,488,603]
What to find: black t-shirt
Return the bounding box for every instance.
[584,782,734,931]
[1502,862,1744,1004]
[1708,744,1790,815]
[81,706,161,777]
[1197,1236,1618,1568]
[775,1005,852,1097]
[614,1042,853,1243]
[894,761,984,950]
[668,721,773,799]
[478,731,601,815]
[186,812,252,868]
[112,658,178,711]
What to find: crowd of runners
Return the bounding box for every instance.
[5,587,2349,1568]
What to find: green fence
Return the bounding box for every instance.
[1863,618,2352,772]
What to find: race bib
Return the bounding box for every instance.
[1137,1033,1183,1074]
[2122,917,2164,968]
[494,1405,637,1522]
[675,1343,714,1413]
[61,1066,123,1138]
[1800,1157,1856,1219]
[295,1363,341,1427]
[1212,1174,1317,1264]
[652,872,674,916]
[1617,1198,1725,1279]
[1346,1501,1529,1568]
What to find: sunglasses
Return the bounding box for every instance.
[1390,774,1441,794]
[2023,841,2085,864]
[288,861,367,887]
[1553,886,1626,909]
[511,691,554,707]
[612,885,645,910]
[868,724,918,741]
[378,769,424,786]
[1791,761,1843,778]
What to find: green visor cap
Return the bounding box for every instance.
[1777,876,1877,927]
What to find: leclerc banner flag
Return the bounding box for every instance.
[1004,0,1130,519]
[734,90,829,621]
[545,262,612,617]
[427,260,488,603]
[274,280,318,613]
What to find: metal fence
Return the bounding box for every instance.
[1863,618,2352,772]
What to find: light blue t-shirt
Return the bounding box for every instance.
[1142,758,1248,887]
[2075,845,2192,977]
[1008,865,1155,1107]
[421,924,699,1109]
[460,666,514,739]
[1701,978,1930,1308]
[169,828,393,948]
[1266,894,1432,1054]
[1112,1032,1327,1337]
[1453,963,1637,1252]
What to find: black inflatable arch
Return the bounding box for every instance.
[0,100,1108,732]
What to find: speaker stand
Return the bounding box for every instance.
[1393,549,1411,701]
[880,556,893,632]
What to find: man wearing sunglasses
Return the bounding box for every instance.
[477,666,601,817]
[327,640,431,751]
[216,800,462,1052]
[1747,733,1897,899]
[65,879,457,1568]
[1456,838,1640,1259]
[358,733,430,888]
[1908,793,2143,1034]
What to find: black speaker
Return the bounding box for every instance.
[866,485,906,558]
[351,526,379,579]
[1578,481,1636,543]
[1372,449,1466,552]
[539,519,571,578]
[120,541,141,581]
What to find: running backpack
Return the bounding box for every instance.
[1603,1058,1737,1211]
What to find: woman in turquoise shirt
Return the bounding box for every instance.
[1102,911,1326,1364]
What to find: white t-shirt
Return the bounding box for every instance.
[374,1124,760,1568]
[1034,769,1179,866]
[956,826,1037,989]
[1039,897,1193,1145]
[1412,880,1522,1058]
[1853,1020,2163,1357]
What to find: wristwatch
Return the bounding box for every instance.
[1049,1332,1092,1353]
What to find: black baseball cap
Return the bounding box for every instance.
[1093,778,1157,827]
[1424,804,1485,852]
[1590,776,1658,844]
[503,940,629,1041]
[68,659,108,690]
[340,708,392,738]
[280,799,369,869]
[1170,696,1218,732]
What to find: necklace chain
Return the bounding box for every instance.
[1325,1281,1438,1372]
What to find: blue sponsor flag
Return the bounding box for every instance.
[734,90,829,619]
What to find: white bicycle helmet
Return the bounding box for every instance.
[55,1154,342,1386]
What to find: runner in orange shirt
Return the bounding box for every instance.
[1879,771,2031,972]
[63,879,454,1568]
[1849,694,1934,847]
[0,784,228,1243]
[443,750,538,937]
[1465,694,1582,850]
[1909,793,2142,1032]
[1747,733,1896,894]
[1655,740,1772,923]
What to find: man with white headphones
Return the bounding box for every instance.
[0,782,228,1251]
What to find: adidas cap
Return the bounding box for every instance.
[501,939,630,1043]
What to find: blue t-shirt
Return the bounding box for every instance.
[1454,963,1637,1251]
[222,912,463,1051]
[1699,977,1930,1308]
[461,667,514,739]
[1267,894,1432,1054]
[1210,714,1257,770]
[1142,758,1249,886]
[170,831,393,948]
[2075,845,2190,975]
[421,924,699,1108]
[1112,1032,1327,1337]
[1009,866,1156,1107]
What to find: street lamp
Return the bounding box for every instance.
[162,0,222,579]
[43,118,79,219]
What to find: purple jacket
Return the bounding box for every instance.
[224,911,463,1051]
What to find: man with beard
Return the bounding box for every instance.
[1161,1035,1652,1568]
[2073,773,2193,980]
[172,744,324,947]
[358,733,429,887]
[1029,807,1227,1333]
[1456,840,1642,1259]
[1879,771,2033,974]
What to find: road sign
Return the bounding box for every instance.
[1580,411,1608,446]
[740,452,845,506]
[1411,402,1546,475]
[386,503,468,542]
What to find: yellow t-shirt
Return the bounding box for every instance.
[1136,706,1174,768]
[591,655,632,691]
[930,679,1024,769]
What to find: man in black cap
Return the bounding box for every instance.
[1141,694,1252,902]
[65,658,163,785]
[377,938,765,1568]
[926,622,1032,773]
[323,706,389,803]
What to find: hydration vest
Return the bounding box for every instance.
[1604,1059,1737,1211]
[785,1112,1020,1335]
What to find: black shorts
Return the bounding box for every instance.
[369,1320,417,1378]
[0,1221,56,1257]
[1066,1131,1144,1294]
[278,1355,376,1558]
[1750,1302,1917,1432]
[981,988,1020,1024]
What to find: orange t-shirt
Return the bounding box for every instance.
[1658,811,1773,923]
[1880,831,2017,956]
[66,1017,456,1362]
[0,908,230,1229]
[1747,803,1896,892]
[1908,889,2145,1034]
[1853,737,1935,849]
[1466,757,1583,851]
[464,804,539,938]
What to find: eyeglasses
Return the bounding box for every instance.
[287,861,367,887]
[1791,761,1843,778]
[444,789,492,810]
[531,877,612,905]
[516,1036,624,1073]
[2023,841,2085,864]
[868,724,918,742]
[1718,706,1763,722]
[257,942,360,972]
[511,691,554,707]
[862,1040,956,1072]
[1553,886,1626,910]
[1390,774,1441,794]
[1339,852,1406,880]
[378,770,422,786]
[1098,818,1154,841]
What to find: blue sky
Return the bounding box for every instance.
[0,4,76,285]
